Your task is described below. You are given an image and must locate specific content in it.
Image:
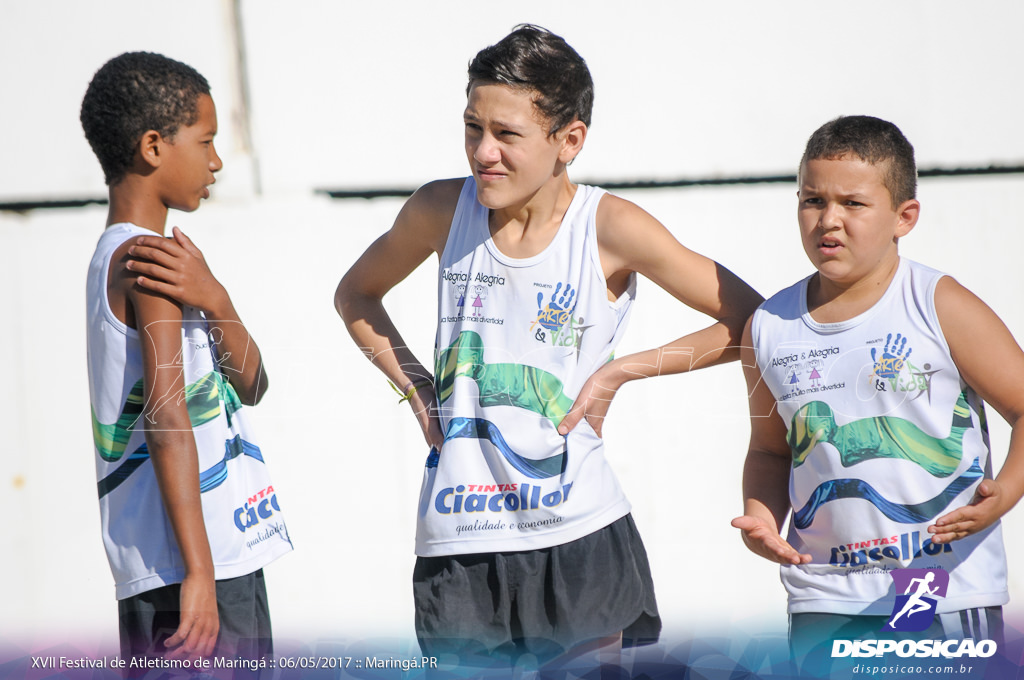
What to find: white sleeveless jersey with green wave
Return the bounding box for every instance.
[416,178,636,556]
[87,223,292,599]
[752,258,1007,615]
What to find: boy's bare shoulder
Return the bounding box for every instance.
[109,234,148,269]
[594,192,678,244]
[105,234,154,327]
[415,177,465,201]
[933,274,1010,352]
[934,275,989,324]
[108,234,176,293]
[594,191,643,225]
[935,273,1024,418]
[392,178,465,254]
[594,193,652,246]
[405,178,464,222]
[106,232,196,330]
[593,191,688,271]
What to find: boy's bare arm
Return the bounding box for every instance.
[128,280,219,658]
[731,318,812,565]
[128,227,268,405]
[335,180,461,450]
[558,195,764,435]
[929,277,1024,543]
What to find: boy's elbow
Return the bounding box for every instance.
[335,274,379,325]
[335,274,359,320]
[731,289,765,324]
[145,426,194,457]
[334,277,349,318]
[236,389,263,407]
[718,265,764,317]
[243,379,268,406]
[715,342,743,365]
[237,365,269,406]
[712,311,756,351]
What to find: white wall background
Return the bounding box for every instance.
[2,0,1023,661]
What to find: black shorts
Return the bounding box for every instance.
[413,514,661,663]
[118,569,272,675]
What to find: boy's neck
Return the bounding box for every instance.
[105,176,168,235]
[806,256,902,324]
[488,174,576,257]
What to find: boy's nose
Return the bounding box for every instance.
[210,143,224,172]
[474,133,501,164]
[819,203,842,228]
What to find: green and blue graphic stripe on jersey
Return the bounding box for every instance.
[789,391,974,476]
[197,435,264,492]
[431,331,575,477]
[91,381,145,462]
[94,371,255,498]
[437,417,566,479]
[792,457,983,530]
[92,372,242,462]
[435,331,574,427]
[97,435,263,498]
[95,444,152,498]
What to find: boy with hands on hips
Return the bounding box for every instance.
[337,24,762,668]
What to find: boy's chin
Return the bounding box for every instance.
[814,264,848,281]
[167,200,202,213]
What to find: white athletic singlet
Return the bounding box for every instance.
[415,178,636,556]
[87,223,293,599]
[752,258,1007,615]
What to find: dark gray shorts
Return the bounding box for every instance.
[118,568,272,674]
[413,514,661,663]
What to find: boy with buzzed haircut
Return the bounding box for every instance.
[81,52,292,671]
[336,25,763,668]
[733,115,1024,674]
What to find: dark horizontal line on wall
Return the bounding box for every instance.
[314,176,808,199]
[3,165,1023,211]
[0,197,110,212]
[319,163,1024,199]
[316,174,805,198]
[919,165,1024,178]
[317,188,417,199]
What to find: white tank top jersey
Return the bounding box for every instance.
[416,178,637,556]
[752,258,1007,615]
[87,223,293,600]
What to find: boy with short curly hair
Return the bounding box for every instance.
[82,51,292,670]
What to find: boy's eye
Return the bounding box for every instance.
[801,197,823,206]
[465,122,481,132]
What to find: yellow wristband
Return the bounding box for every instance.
[389,379,433,404]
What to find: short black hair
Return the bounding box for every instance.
[467,24,593,135]
[801,115,917,208]
[80,52,210,185]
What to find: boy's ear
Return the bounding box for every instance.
[137,130,164,170]
[557,120,588,164]
[895,198,921,238]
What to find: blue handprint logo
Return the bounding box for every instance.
[535,283,576,332]
[871,332,913,380]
